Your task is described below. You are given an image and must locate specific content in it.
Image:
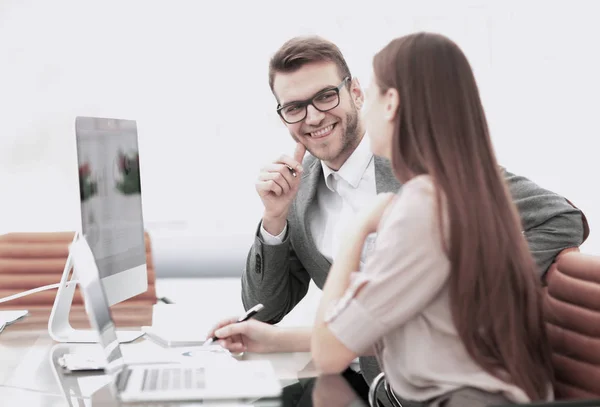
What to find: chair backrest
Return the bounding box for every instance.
[0,231,157,310]
[544,250,600,399]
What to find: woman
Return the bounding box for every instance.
[310,32,554,405]
[207,32,554,406]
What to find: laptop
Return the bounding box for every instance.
[70,236,282,403]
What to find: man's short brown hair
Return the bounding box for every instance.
[268,36,352,95]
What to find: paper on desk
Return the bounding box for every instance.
[60,340,239,372]
[122,340,237,366]
[178,345,239,366]
[60,341,184,370]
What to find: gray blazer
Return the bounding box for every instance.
[242,154,586,324]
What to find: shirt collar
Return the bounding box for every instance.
[322,134,373,191]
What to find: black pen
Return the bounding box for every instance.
[204,304,264,346]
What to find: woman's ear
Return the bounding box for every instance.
[384,88,400,122]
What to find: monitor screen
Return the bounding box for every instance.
[75,117,146,282]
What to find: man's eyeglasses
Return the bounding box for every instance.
[277,77,350,124]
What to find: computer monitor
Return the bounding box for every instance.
[74,116,147,304]
[48,116,148,343]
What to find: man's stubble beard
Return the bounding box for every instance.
[338,109,361,160]
[295,109,361,165]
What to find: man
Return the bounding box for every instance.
[242,35,586,323]
[219,35,586,397]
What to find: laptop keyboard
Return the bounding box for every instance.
[140,367,206,392]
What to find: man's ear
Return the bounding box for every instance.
[350,77,364,110]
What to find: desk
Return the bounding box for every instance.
[0,278,325,406]
[0,365,369,407]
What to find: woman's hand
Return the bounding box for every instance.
[205,317,282,354]
[357,192,396,236]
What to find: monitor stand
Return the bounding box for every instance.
[48,232,144,344]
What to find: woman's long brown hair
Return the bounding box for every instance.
[373,32,554,401]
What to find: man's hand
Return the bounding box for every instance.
[256,143,306,235]
[206,317,282,354]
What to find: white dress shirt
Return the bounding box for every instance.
[260,134,377,267]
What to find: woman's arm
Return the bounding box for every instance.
[208,317,313,353]
[275,326,312,352]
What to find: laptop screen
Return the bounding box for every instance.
[85,278,125,370]
[71,238,126,374]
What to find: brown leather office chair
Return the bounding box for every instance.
[0,231,157,311]
[544,250,600,399]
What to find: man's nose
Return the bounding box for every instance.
[305,104,325,126]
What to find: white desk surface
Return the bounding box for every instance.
[0,277,323,405]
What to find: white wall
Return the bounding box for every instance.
[0,1,598,257]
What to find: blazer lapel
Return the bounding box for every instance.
[293,158,332,271]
